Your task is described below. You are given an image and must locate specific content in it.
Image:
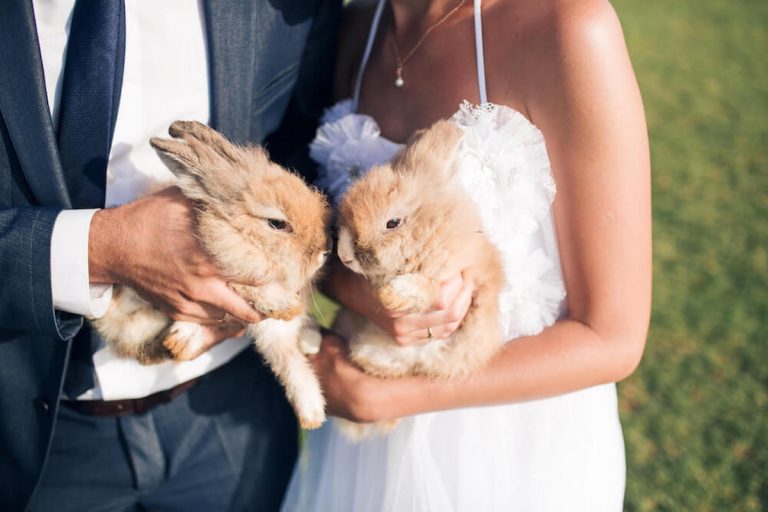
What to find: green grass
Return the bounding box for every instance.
[611,1,768,509]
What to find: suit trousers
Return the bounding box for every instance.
[26,348,298,512]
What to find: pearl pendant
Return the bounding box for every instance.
[394,65,405,88]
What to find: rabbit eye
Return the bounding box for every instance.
[267,218,291,232]
[386,218,402,230]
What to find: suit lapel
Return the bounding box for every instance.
[0,1,72,208]
[203,1,259,144]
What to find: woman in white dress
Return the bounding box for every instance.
[283,0,650,510]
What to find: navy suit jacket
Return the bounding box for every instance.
[0,1,339,510]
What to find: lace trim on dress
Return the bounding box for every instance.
[452,101,565,338]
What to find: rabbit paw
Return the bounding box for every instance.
[163,322,207,361]
[133,341,174,366]
[377,275,432,313]
[295,385,326,430]
[231,283,304,321]
[262,301,304,321]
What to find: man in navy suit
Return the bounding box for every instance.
[0,1,339,510]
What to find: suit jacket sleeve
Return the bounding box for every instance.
[0,206,82,339]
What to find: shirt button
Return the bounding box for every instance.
[33,398,51,414]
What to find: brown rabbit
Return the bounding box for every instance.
[91,121,331,429]
[334,119,505,437]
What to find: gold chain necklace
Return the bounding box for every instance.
[390,0,466,88]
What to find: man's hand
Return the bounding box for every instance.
[89,187,262,340]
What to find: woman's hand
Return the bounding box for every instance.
[323,260,474,346]
[311,333,468,422]
[310,333,394,423]
[374,274,473,346]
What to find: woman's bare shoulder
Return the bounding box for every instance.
[485,0,630,119]
[491,0,620,36]
[546,0,626,61]
[334,0,380,100]
[486,0,624,62]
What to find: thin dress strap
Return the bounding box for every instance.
[354,0,487,108]
[474,0,488,104]
[352,0,388,111]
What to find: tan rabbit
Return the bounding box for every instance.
[92,120,331,429]
[334,119,505,437]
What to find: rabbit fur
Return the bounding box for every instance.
[334,119,505,438]
[91,120,331,429]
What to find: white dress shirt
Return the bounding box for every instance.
[35,0,250,400]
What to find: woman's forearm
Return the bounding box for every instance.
[375,318,645,420]
[317,254,647,422]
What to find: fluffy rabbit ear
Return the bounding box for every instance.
[149,135,193,177]
[150,121,258,202]
[391,119,463,181]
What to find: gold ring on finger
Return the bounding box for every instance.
[427,327,433,339]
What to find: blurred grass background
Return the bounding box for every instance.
[315,0,767,509]
[610,0,767,509]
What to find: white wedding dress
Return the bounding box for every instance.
[282,1,625,510]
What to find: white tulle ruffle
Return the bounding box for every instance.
[310,100,402,207]
[452,101,566,339]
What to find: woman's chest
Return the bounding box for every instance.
[354,37,480,142]
[351,15,532,143]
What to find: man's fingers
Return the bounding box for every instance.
[168,313,221,324]
[203,279,263,324]
[155,295,223,323]
[183,321,246,360]
[172,295,229,324]
[231,275,268,288]
[159,279,263,324]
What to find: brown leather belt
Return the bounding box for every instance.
[61,377,200,417]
